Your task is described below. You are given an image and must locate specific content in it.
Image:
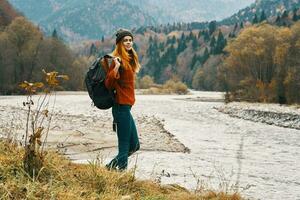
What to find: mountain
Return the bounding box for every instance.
[76,0,300,91]
[8,0,255,41]
[8,0,156,41]
[125,0,255,23]
[221,0,300,25]
[0,0,20,27]
[0,2,88,94]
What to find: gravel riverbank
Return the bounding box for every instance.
[217,102,300,130]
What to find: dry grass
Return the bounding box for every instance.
[0,140,242,200]
[139,80,189,95]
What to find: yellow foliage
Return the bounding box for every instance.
[42,69,69,87]
[139,75,154,89]
[224,22,300,103]
[163,80,188,94]
[192,68,205,90]
[19,81,44,93]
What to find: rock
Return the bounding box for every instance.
[218,102,300,130]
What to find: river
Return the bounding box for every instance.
[0,91,299,200]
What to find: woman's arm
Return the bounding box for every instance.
[105,58,121,89]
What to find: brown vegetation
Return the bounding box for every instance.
[223,22,300,104]
[0,141,242,200]
[0,0,20,28]
[137,75,189,95]
[0,17,89,94]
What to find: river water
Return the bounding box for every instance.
[0,91,299,200]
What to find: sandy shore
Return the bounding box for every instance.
[0,103,189,162]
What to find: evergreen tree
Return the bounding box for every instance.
[202,47,209,64]
[260,10,267,22]
[188,31,193,40]
[208,20,217,35]
[178,22,182,30]
[89,43,97,56]
[176,33,187,54]
[282,10,288,19]
[276,15,281,23]
[163,26,167,34]
[146,44,153,57]
[168,44,176,64]
[293,8,299,21]
[52,29,58,39]
[252,14,258,24]
[145,41,160,82]
[159,42,164,51]
[172,22,176,31]
[203,30,210,42]
[180,32,185,41]
[177,39,187,54]
[215,31,226,54]
[187,23,192,31]
[192,36,198,50]
[147,38,159,57]
[166,36,172,44]
[234,23,238,31]
[149,36,153,43]
[190,54,198,69]
[198,31,201,39]
[210,36,216,48]
[240,21,244,29]
[171,35,176,44]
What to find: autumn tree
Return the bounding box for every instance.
[0,17,88,94]
[283,22,300,103]
[5,17,43,84]
[224,24,278,101]
[192,55,223,91]
[224,22,300,104]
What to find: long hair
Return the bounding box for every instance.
[112,42,141,73]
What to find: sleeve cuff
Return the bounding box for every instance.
[108,69,120,80]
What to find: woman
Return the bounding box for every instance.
[104,29,141,171]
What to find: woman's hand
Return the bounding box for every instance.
[112,57,121,76]
[113,57,121,69]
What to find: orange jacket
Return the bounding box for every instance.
[104,60,136,105]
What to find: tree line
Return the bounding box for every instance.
[223,22,300,104]
[0,17,89,94]
[4,6,298,106]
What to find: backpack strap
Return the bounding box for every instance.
[100,54,116,72]
[100,54,126,89]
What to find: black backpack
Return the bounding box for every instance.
[85,54,115,109]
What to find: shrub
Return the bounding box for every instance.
[163,80,188,95]
[139,75,155,89]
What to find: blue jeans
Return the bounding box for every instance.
[106,104,140,170]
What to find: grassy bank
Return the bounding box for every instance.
[0,140,241,200]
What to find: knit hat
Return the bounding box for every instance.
[115,28,133,44]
